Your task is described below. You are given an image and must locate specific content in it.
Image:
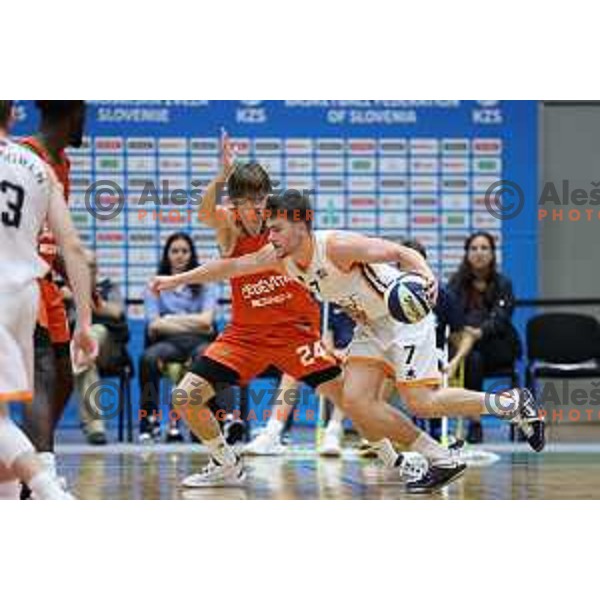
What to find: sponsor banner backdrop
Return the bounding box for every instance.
[13,100,538,318]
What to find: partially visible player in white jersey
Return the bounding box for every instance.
[152,190,545,492]
[0,101,95,500]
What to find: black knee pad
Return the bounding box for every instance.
[189,356,241,392]
[300,366,342,390]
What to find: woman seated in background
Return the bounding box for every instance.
[448,231,522,444]
[140,232,220,443]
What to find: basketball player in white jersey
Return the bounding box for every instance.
[0,101,95,500]
[152,190,545,492]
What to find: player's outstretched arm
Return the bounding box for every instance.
[45,168,95,355]
[150,244,282,294]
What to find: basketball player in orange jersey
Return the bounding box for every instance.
[148,156,345,486]
[215,135,347,457]
[19,101,87,495]
[152,191,546,493]
[0,101,95,500]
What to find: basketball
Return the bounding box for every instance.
[384,272,432,324]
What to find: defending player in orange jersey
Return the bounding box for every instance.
[145,146,343,486]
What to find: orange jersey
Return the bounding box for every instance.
[229,228,320,328]
[21,137,71,343]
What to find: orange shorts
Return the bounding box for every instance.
[201,321,339,386]
[37,279,70,345]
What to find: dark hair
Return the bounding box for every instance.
[0,101,13,128]
[158,232,201,296]
[265,190,314,229]
[228,162,272,200]
[402,238,427,260]
[449,230,499,307]
[35,101,85,122]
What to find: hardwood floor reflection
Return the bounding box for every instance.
[54,446,600,500]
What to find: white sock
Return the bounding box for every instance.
[325,420,342,436]
[265,418,284,438]
[205,435,237,466]
[0,480,19,500]
[372,439,401,469]
[28,471,67,500]
[38,452,58,478]
[410,433,453,466]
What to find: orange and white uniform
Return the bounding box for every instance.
[20,136,71,345]
[202,228,337,384]
[0,139,58,402]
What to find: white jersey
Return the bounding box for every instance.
[283,230,440,385]
[283,230,400,323]
[0,138,52,291]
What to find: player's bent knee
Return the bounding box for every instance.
[337,392,368,420]
[403,389,438,418]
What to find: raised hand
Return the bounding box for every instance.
[221,128,238,177]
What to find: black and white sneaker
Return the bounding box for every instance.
[223,415,247,446]
[508,388,546,452]
[405,461,467,494]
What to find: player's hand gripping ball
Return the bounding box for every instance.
[384,272,434,324]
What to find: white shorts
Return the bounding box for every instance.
[0,282,38,403]
[347,313,441,386]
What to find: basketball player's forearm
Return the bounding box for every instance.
[46,170,93,326]
[62,240,93,326]
[392,245,431,275]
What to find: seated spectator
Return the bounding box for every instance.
[449,231,522,443]
[68,251,127,445]
[140,232,220,443]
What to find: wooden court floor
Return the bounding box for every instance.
[54,443,600,500]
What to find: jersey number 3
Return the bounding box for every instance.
[0,180,25,229]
